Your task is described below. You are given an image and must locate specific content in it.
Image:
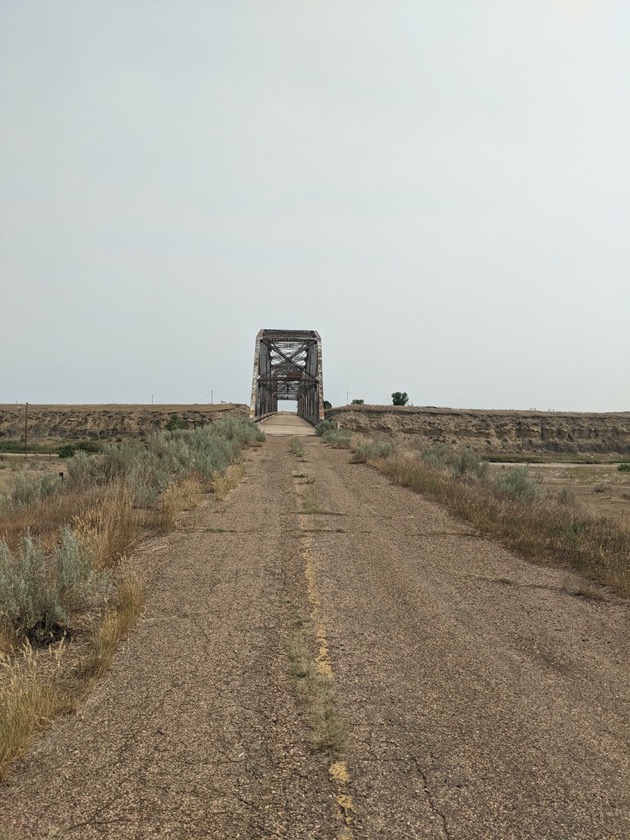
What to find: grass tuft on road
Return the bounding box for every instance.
[287,628,344,757]
[288,438,305,458]
[212,464,245,500]
[302,486,322,514]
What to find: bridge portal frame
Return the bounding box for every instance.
[249,329,324,424]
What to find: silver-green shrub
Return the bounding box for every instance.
[420,444,456,470]
[494,466,541,502]
[352,441,392,463]
[5,471,63,507]
[0,529,110,642]
[322,429,352,449]
[315,420,335,437]
[452,450,489,481]
[66,450,103,489]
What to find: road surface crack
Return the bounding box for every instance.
[411,757,451,840]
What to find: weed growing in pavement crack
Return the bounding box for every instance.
[565,584,606,601]
[293,474,315,483]
[302,486,321,514]
[287,624,344,757]
[300,486,345,516]
[288,438,305,458]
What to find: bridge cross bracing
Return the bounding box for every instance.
[249,329,324,424]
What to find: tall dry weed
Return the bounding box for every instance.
[212,464,245,500]
[81,569,144,682]
[157,477,201,531]
[72,484,138,568]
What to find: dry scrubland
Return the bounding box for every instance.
[0,408,629,837]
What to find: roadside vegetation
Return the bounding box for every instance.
[0,418,264,779]
[320,434,630,599]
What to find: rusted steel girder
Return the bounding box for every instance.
[249,329,325,423]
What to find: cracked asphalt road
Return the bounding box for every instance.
[1,435,629,838]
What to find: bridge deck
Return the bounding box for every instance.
[257,412,317,436]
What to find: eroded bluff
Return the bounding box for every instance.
[325,406,630,456]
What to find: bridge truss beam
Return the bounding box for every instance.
[249,329,324,424]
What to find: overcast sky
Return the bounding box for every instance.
[1,2,628,411]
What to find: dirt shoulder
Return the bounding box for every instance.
[2,436,629,838]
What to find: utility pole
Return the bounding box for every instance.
[346,391,352,405]
[211,390,213,404]
[24,402,28,458]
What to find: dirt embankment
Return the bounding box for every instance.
[0,404,249,443]
[326,405,630,457]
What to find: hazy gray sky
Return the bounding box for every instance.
[2,1,628,411]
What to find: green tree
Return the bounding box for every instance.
[165,413,186,431]
[391,392,409,406]
[351,399,365,405]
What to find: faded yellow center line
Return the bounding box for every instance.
[302,533,334,679]
[297,493,356,839]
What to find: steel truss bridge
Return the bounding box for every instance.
[249,329,324,424]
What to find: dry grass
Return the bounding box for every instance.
[287,630,344,756]
[0,487,99,551]
[0,641,71,781]
[377,456,630,597]
[79,569,145,683]
[0,566,145,780]
[72,483,139,568]
[212,464,245,500]
[157,476,202,531]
